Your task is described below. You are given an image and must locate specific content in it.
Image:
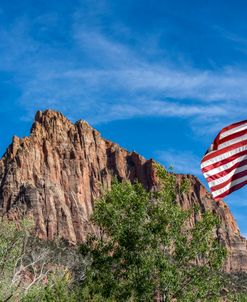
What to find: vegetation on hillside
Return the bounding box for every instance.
[0,165,246,301]
[0,217,84,302]
[80,165,226,301]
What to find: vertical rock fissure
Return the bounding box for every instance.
[0,109,245,272]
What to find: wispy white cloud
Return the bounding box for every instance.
[213,25,247,53]
[155,149,201,175]
[0,9,247,134]
[1,2,247,235]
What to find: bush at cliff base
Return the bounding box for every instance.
[2,165,247,301]
[79,165,228,302]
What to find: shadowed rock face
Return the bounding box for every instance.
[0,109,246,272]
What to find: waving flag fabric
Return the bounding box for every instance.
[201,120,247,200]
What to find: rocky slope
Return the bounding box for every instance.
[0,109,246,272]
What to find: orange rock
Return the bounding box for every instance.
[0,109,246,272]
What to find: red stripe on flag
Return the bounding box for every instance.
[201,139,247,163]
[210,169,247,191]
[218,119,247,136]
[217,128,247,145]
[206,158,247,182]
[214,179,247,201]
[201,120,247,200]
[201,149,247,174]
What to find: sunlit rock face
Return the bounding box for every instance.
[0,109,246,272]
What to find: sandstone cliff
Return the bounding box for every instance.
[0,110,246,272]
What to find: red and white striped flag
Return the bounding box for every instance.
[201,120,247,201]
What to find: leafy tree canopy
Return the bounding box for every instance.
[80,165,227,302]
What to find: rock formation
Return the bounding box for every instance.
[0,109,246,272]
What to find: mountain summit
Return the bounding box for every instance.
[0,109,246,272]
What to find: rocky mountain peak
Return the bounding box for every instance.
[0,109,246,272]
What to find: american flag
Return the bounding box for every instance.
[201,120,247,200]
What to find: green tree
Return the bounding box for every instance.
[0,217,83,302]
[80,165,227,302]
[21,273,81,302]
[0,218,32,301]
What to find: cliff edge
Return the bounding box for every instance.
[0,109,246,272]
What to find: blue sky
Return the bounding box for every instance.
[1,0,247,236]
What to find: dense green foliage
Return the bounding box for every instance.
[22,274,80,302]
[0,217,83,302]
[0,218,33,301]
[1,166,247,301]
[80,166,227,301]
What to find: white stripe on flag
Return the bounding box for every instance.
[220,122,247,139]
[218,134,247,149]
[201,120,247,199]
[208,164,247,187]
[201,145,247,169]
[212,174,247,197]
[202,154,247,178]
